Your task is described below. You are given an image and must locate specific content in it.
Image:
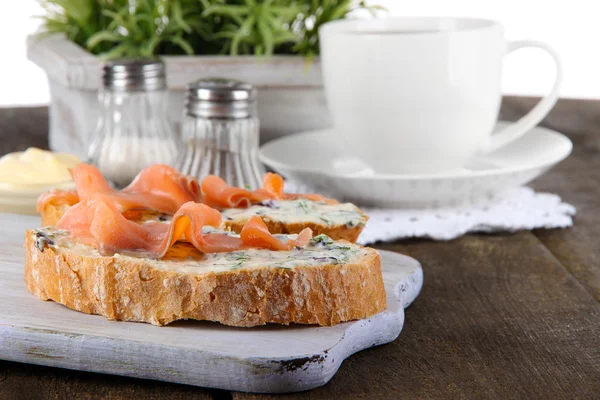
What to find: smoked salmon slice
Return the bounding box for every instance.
[36,189,79,212]
[200,175,271,208]
[37,164,337,216]
[122,164,201,210]
[37,164,201,214]
[282,192,338,204]
[57,199,313,258]
[75,163,201,214]
[240,216,312,251]
[200,173,337,208]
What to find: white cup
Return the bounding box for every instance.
[319,17,562,175]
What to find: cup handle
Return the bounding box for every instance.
[481,40,563,153]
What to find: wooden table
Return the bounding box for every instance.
[0,98,598,399]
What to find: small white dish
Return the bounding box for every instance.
[260,122,573,208]
[0,180,75,215]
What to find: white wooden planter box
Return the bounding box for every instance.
[27,34,331,159]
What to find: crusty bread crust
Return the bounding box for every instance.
[40,202,71,227]
[25,231,386,327]
[40,202,366,242]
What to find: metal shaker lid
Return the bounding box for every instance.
[103,58,166,92]
[186,78,257,119]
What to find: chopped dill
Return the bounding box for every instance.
[319,216,332,225]
[298,200,312,214]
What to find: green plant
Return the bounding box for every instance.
[291,1,383,60]
[38,0,383,58]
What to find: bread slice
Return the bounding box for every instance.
[40,202,165,227]
[220,199,367,242]
[40,199,368,242]
[39,200,75,227]
[25,228,386,327]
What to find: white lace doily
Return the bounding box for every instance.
[285,181,576,244]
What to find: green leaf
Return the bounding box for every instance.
[203,5,247,18]
[99,42,135,59]
[169,35,194,55]
[230,15,255,55]
[101,9,130,31]
[86,30,121,50]
[49,0,94,27]
[141,35,161,56]
[37,0,382,58]
[257,19,273,56]
[270,6,303,20]
[171,0,193,33]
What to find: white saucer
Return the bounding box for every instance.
[260,122,573,208]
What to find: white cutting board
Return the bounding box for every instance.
[0,214,423,394]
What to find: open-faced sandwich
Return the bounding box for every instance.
[25,164,385,327]
[38,164,369,242]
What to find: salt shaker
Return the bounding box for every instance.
[87,58,180,187]
[174,78,266,189]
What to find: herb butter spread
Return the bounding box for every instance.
[221,199,367,227]
[32,228,369,274]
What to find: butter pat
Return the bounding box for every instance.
[0,148,80,215]
[0,148,81,187]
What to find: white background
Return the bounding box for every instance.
[0,0,597,105]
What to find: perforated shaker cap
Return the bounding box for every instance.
[186,78,258,119]
[102,58,166,92]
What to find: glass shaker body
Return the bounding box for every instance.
[87,59,180,187]
[175,78,265,190]
[177,114,264,189]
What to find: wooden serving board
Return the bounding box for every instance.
[0,214,423,394]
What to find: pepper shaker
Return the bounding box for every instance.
[87,58,180,187]
[174,78,266,189]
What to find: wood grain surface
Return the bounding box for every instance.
[0,98,599,399]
